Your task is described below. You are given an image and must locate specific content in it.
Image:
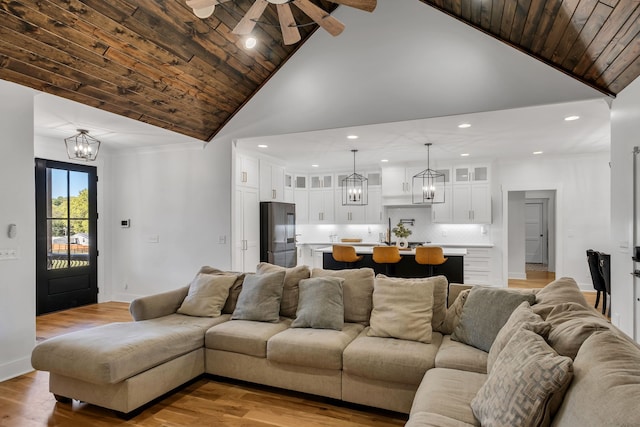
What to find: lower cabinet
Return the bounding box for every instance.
[463,247,492,285]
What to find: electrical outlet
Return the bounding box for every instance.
[218,235,227,244]
[0,248,18,260]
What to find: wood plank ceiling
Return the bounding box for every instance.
[419,0,640,97]
[0,0,639,142]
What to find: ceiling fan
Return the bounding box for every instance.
[186,0,377,45]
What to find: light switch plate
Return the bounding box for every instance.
[0,248,18,260]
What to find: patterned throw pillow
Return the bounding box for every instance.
[471,328,573,427]
[487,301,551,372]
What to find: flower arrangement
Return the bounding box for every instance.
[392,222,412,239]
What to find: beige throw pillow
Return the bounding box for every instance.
[256,263,310,318]
[487,301,551,372]
[367,275,435,344]
[177,273,238,317]
[197,266,246,314]
[440,289,470,335]
[312,268,374,324]
[472,328,573,427]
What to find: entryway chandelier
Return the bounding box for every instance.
[186,0,377,45]
[342,149,368,206]
[65,129,101,162]
[412,143,445,205]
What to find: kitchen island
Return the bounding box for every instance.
[320,246,466,283]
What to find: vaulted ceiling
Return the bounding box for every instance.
[1,0,639,142]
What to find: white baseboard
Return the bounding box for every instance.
[508,272,527,280]
[111,292,144,303]
[0,355,34,382]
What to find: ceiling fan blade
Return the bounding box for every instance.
[186,0,230,9]
[326,0,376,13]
[277,3,301,45]
[293,0,345,37]
[233,0,269,35]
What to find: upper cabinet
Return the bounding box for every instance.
[453,165,489,184]
[236,153,259,189]
[310,173,333,189]
[381,165,423,203]
[452,163,491,224]
[431,167,453,224]
[284,173,294,203]
[259,160,286,202]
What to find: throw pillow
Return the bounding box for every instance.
[534,277,589,310]
[177,273,238,317]
[231,270,286,322]
[197,266,245,314]
[487,301,551,372]
[311,268,375,324]
[367,275,435,344]
[440,289,470,335]
[256,263,310,318]
[291,276,345,330]
[451,287,536,352]
[471,328,574,427]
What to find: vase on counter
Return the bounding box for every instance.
[396,237,408,249]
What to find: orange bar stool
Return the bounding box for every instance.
[415,246,447,277]
[332,245,363,269]
[372,246,402,276]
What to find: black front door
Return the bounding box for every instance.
[35,159,98,315]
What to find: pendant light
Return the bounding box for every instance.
[412,143,445,204]
[342,149,368,206]
[65,129,101,162]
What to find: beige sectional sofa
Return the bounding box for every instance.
[31,264,640,426]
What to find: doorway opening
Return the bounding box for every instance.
[35,159,98,315]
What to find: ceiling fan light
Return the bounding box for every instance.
[245,37,257,49]
[193,5,215,18]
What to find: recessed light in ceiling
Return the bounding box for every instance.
[258,144,268,148]
[347,135,359,140]
[312,164,319,168]
[381,159,389,163]
[458,123,471,129]
[533,151,543,155]
[564,115,580,121]
[460,153,470,157]
[244,37,257,49]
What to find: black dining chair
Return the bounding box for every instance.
[586,249,608,315]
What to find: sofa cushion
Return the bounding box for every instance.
[471,328,573,427]
[31,314,229,384]
[451,287,536,352]
[231,270,285,322]
[435,336,488,374]
[487,301,550,372]
[410,368,485,426]
[534,277,589,311]
[552,331,640,426]
[343,328,443,385]
[205,318,292,358]
[312,268,374,325]
[197,266,245,314]
[256,262,310,318]
[406,412,476,427]
[177,273,238,317]
[267,323,363,370]
[368,275,435,343]
[440,289,470,335]
[291,276,344,330]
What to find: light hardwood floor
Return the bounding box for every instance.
[2,302,407,427]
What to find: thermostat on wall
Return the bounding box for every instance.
[121,219,130,228]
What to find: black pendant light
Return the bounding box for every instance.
[342,149,368,206]
[412,143,445,204]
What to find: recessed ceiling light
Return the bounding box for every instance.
[244,37,257,49]
[312,164,319,168]
[460,153,470,157]
[458,123,471,129]
[381,159,389,163]
[257,144,268,148]
[533,151,543,155]
[564,115,580,121]
[347,135,359,140]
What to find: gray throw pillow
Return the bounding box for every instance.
[311,268,374,325]
[177,273,238,317]
[256,263,310,318]
[451,286,536,352]
[231,270,286,322]
[291,277,344,330]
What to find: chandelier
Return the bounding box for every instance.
[342,149,368,206]
[412,143,445,205]
[65,129,101,162]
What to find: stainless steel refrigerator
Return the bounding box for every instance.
[260,202,297,267]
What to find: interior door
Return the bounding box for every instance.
[525,202,544,263]
[35,159,98,315]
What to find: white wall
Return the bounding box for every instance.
[109,142,232,301]
[610,76,640,339]
[0,80,36,381]
[496,152,611,290]
[508,192,526,280]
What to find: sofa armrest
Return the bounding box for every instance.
[129,286,189,321]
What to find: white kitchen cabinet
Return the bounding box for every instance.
[452,183,492,224]
[236,153,259,189]
[365,186,383,223]
[259,160,285,202]
[432,184,453,223]
[334,191,366,223]
[381,165,423,202]
[463,247,492,285]
[453,164,489,184]
[233,187,260,272]
[294,188,309,225]
[309,189,334,223]
[310,174,333,189]
[284,173,294,203]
